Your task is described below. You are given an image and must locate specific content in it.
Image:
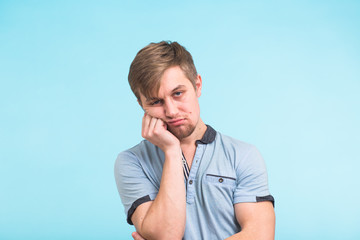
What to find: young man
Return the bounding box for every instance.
[114,41,275,240]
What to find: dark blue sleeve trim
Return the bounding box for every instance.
[256,195,275,208]
[127,195,152,225]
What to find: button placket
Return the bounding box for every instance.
[186,145,204,204]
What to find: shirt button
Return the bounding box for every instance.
[218,178,224,183]
[189,180,193,184]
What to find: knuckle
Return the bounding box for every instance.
[153,128,161,135]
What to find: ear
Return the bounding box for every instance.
[195,74,202,98]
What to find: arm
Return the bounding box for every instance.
[131,114,186,240]
[225,201,275,240]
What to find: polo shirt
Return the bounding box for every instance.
[114,125,274,239]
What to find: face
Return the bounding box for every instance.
[139,66,202,140]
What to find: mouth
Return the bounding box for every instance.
[167,119,185,127]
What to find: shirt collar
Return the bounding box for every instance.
[196,125,216,145]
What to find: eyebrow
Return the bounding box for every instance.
[172,85,186,93]
[145,85,186,102]
[145,97,159,103]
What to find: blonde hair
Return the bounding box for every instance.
[128,41,197,103]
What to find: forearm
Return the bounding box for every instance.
[226,202,275,240]
[225,231,274,240]
[225,231,252,240]
[225,230,260,240]
[139,149,186,240]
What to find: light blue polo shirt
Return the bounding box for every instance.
[114,125,274,239]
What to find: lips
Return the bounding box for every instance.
[167,119,185,126]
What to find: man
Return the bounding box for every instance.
[114,41,275,240]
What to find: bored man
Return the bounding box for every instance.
[115,41,275,240]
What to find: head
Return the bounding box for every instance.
[128,41,198,105]
[128,41,204,140]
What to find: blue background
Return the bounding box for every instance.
[1,1,359,239]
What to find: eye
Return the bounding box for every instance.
[174,91,182,97]
[150,99,161,105]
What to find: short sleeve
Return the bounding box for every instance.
[233,146,274,206]
[114,150,158,225]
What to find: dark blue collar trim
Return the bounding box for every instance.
[196,125,216,145]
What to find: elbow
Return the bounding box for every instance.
[142,231,183,240]
[145,233,183,240]
[140,220,185,240]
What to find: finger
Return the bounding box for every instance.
[141,113,151,137]
[147,116,158,135]
[132,232,145,240]
[131,232,137,240]
[154,117,166,132]
[142,114,157,137]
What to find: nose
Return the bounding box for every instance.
[164,99,178,118]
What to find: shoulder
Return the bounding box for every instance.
[115,140,164,172]
[214,131,265,170]
[115,140,154,164]
[215,131,258,157]
[117,139,158,158]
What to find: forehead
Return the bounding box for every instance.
[160,66,192,89]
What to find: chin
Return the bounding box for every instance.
[169,124,196,140]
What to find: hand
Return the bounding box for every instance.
[132,231,146,240]
[142,113,180,153]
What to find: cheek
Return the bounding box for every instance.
[145,108,163,118]
[185,102,199,115]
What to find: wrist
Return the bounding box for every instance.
[163,145,181,158]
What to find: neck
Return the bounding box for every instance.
[179,118,207,147]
